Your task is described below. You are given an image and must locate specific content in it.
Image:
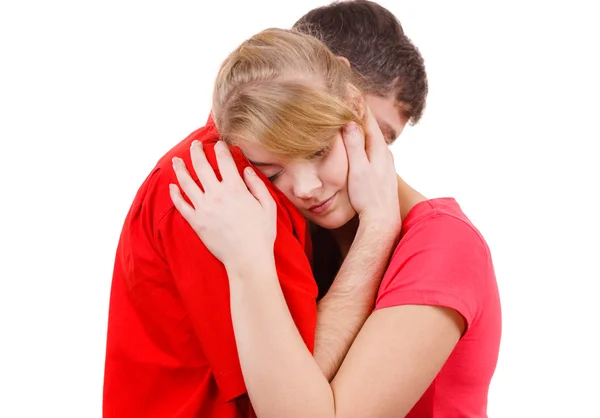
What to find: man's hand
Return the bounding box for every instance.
[343,106,401,235]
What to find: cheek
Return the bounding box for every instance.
[272,178,295,203]
[319,139,348,189]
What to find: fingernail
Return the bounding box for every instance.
[191,140,200,149]
[344,123,357,134]
[245,167,255,176]
[172,157,180,166]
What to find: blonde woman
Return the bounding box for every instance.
[172,28,501,418]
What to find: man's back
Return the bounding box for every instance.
[103,123,318,417]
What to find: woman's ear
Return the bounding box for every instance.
[346,83,365,120]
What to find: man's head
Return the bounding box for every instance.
[294,0,428,143]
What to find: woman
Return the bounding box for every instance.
[171,28,501,417]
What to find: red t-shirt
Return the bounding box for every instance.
[103,122,318,417]
[375,198,501,417]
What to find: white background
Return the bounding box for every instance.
[1,0,599,416]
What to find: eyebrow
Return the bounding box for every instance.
[248,160,273,167]
[380,122,398,143]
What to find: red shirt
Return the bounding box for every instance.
[103,122,318,417]
[375,198,501,417]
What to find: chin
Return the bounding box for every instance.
[307,208,356,230]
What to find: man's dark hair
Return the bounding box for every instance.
[294,0,428,125]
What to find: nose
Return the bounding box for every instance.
[291,164,322,200]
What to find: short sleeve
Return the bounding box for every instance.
[158,207,247,401]
[375,214,490,328]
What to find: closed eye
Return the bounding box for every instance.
[310,147,330,160]
[267,171,283,182]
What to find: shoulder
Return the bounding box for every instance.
[150,124,251,227]
[117,124,231,243]
[376,199,494,323]
[395,198,490,262]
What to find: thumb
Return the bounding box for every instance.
[363,105,388,157]
[342,122,369,167]
[243,167,276,213]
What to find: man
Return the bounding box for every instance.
[103,1,431,417]
[294,0,428,144]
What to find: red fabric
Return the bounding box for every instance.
[103,122,318,417]
[375,198,501,418]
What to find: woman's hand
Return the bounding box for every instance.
[170,140,277,271]
[343,106,402,235]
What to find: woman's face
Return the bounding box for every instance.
[236,132,355,230]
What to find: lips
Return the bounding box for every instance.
[308,192,337,215]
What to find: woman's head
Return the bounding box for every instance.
[212,28,365,229]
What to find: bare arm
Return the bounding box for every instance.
[226,256,464,418]
[312,109,401,380]
[314,223,397,380]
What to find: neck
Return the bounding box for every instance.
[331,175,427,259]
[396,174,428,221]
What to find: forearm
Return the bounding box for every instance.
[315,223,399,380]
[227,260,335,418]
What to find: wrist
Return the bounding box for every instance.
[225,252,277,283]
[357,213,401,242]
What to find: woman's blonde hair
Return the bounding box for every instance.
[212,28,364,160]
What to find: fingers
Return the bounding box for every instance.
[243,167,276,215]
[190,141,219,192]
[214,141,246,188]
[172,156,204,208]
[362,105,388,157]
[342,122,369,169]
[169,183,198,225]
